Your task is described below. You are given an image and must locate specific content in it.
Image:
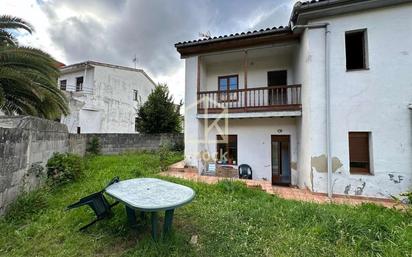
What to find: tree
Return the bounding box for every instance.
[0,15,69,119]
[136,84,182,133]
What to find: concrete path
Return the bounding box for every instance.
[161,161,398,208]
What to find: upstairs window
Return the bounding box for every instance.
[349,132,371,174]
[133,90,138,101]
[76,77,83,91]
[218,75,238,102]
[60,80,67,91]
[216,135,237,165]
[345,29,368,70]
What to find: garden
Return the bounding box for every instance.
[0,151,411,257]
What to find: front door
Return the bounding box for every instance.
[267,70,287,105]
[271,135,291,185]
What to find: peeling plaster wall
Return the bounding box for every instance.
[304,3,412,198]
[60,65,155,133]
[183,3,412,198]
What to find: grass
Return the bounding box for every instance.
[0,152,411,257]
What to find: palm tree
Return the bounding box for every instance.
[0,15,69,119]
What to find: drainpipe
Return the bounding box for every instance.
[292,23,332,198]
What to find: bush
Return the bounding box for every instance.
[46,152,84,186]
[86,136,101,155]
[400,191,412,204]
[171,139,184,152]
[159,142,172,171]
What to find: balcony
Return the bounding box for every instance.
[197,84,301,115]
[195,42,302,118]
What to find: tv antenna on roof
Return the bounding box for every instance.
[132,54,138,69]
[199,31,211,39]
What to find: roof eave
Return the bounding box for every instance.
[176,29,297,58]
[290,0,412,25]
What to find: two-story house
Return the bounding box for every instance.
[175,0,412,199]
[59,61,156,133]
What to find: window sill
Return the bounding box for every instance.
[346,68,370,72]
[349,171,373,176]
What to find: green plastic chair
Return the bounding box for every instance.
[66,177,120,231]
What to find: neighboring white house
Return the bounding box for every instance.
[175,0,412,199]
[59,61,156,133]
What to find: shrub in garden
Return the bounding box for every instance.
[46,152,84,186]
[158,142,172,171]
[5,190,49,223]
[171,139,184,152]
[86,136,101,155]
[400,191,412,204]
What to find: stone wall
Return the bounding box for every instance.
[0,116,69,215]
[0,116,183,215]
[68,134,87,156]
[84,133,183,155]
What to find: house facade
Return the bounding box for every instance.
[176,0,412,199]
[59,61,156,133]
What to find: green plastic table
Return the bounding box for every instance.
[105,178,195,240]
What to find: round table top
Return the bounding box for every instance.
[105,178,196,211]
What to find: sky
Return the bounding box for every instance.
[1,0,298,103]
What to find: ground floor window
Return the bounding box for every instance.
[349,132,371,174]
[216,135,237,165]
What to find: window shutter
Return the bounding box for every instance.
[349,132,370,173]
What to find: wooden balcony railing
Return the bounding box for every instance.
[197,84,301,114]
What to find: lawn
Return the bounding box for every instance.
[0,152,411,257]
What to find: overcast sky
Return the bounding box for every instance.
[2,0,298,103]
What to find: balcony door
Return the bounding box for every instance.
[267,70,287,105]
[271,135,291,186]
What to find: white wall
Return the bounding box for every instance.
[294,28,313,190]
[183,3,412,198]
[59,68,94,93]
[304,3,412,198]
[60,68,95,132]
[184,57,203,167]
[201,118,298,184]
[92,65,154,133]
[203,48,296,92]
[60,65,155,133]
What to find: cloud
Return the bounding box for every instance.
[5,0,298,102]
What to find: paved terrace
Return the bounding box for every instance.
[161,161,398,208]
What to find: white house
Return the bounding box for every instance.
[175,0,412,199]
[59,61,156,133]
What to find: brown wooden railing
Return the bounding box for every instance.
[197,84,301,114]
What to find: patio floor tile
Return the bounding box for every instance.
[160,166,399,208]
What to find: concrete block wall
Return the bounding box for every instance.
[85,133,183,155]
[68,134,88,156]
[0,116,69,215]
[0,116,183,215]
